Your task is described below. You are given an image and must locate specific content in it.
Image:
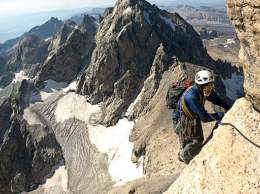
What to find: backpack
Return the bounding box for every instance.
[166,78,194,110]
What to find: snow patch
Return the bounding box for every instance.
[62,81,77,93]
[45,37,52,41]
[23,108,43,126]
[89,118,143,185]
[95,21,100,27]
[46,54,54,61]
[123,7,133,15]
[43,165,68,192]
[227,38,235,44]
[223,73,244,100]
[12,70,29,83]
[160,15,176,31]
[126,85,145,117]
[126,74,153,117]
[55,92,102,124]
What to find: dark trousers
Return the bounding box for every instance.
[177,115,204,163]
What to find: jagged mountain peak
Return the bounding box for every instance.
[114,0,151,7]
[49,17,61,22]
[27,17,63,39]
[99,0,194,46]
[77,0,210,125]
[4,34,49,73]
[80,14,99,34]
[47,23,76,52]
[64,19,77,28]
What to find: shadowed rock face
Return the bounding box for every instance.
[27,17,64,40]
[4,34,49,74]
[0,81,63,193]
[0,55,5,71]
[25,92,113,194]
[48,23,76,52]
[0,17,63,56]
[34,22,96,86]
[80,15,99,35]
[227,0,260,111]
[77,0,212,126]
[35,30,95,85]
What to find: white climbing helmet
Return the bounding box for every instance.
[195,70,214,85]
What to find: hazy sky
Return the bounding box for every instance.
[0,0,225,15]
[0,0,116,15]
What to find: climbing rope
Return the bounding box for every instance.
[206,114,260,149]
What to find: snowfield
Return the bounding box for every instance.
[12,70,29,83]
[89,119,144,186]
[23,108,44,127]
[55,92,102,124]
[23,78,144,189]
[55,92,144,186]
[43,165,68,193]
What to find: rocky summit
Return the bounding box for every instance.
[227,0,260,111]
[5,34,49,75]
[77,0,216,126]
[0,0,258,193]
[34,20,95,86]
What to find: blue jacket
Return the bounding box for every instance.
[173,85,231,122]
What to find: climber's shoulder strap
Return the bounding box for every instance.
[181,86,204,120]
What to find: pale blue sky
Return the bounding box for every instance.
[0,0,116,15]
[0,0,225,42]
[0,0,225,15]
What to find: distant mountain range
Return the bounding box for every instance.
[0,7,102,43]
[153,0,225,6]
[0,0,226,43]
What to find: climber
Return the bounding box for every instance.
[172,70,231,164]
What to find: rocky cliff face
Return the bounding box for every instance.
[34,21,96,86]
[0,56,5,73]
[27,17,64,40]
[0,81,63,193]
[77,0,213,126]
[0,34,50,87]
[80,15,99,35]
[47,23,76,52]
[227,0,260,111]
[0,18,63,56]
[0,0,250,193]
[164,98,260,194]
[164,1,260,193]
[4,34,49,74]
